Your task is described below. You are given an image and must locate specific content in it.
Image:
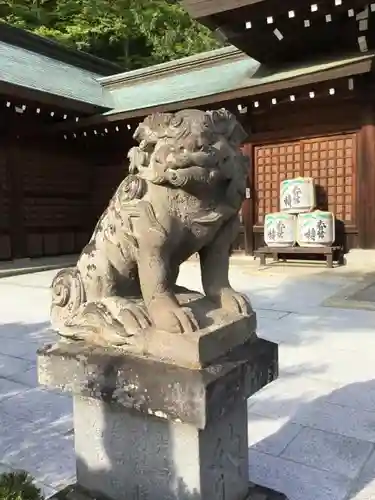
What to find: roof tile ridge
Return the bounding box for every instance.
[100,46,251,88]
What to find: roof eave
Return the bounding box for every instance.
[48,54,374,131]
[103,55,374,119]
[0,22,121,76]
[0,80,111,114]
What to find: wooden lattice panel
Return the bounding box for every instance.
[254,142,302,223]
[254,134,356,225]
[302,135,355,223]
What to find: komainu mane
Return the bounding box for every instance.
[51,108,252,345]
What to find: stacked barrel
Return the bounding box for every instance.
[264,177,335,248]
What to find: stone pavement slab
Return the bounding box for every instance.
[291,399,375,444]
[0,353,35,381]
[0,387,72,430]
[0,377,29,401]
[280,427,374,479]
[322,272,375,312]
[247,376,339,420]
[0,409,75,489]
[0,261,375,499]
[247,413,302,456]
[248,449,352,500]
[349,448,375,499]
[326,382,375,413]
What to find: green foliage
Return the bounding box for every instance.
[1,0,221,68]
[0,471,44,500]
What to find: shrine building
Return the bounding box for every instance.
[1,0,375,259]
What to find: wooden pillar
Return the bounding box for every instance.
[357,104,375,249]
[241,143,254,255]
[0,152,11,260]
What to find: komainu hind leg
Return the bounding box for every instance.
[54,241,152,346]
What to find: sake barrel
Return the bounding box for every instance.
[280,177,315,214]
[297,210,335,247]
[264,212,296,247]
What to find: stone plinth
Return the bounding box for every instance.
[130,295,258,369]
[38,334,278,500]
[50,291,258,370]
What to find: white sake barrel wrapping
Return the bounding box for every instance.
[297,210,335,247]
[264,212,296,247]
[280,177,316,214]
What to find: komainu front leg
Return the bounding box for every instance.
[138,248,198,333]
[200,215,253,316]
[101,296,151,333]
[135,201,199,333]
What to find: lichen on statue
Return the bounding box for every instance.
[51,108,253,346]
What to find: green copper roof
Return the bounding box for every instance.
[0,39,108,109]
[1,26,372,119]
[101,47,374,117]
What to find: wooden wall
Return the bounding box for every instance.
[0,131,132,260]
[89,135,132,224]
[0,136,92,259]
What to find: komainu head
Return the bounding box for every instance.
[127,108,249,208]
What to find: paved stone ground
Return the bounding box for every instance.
[1,256,375,499]
[350,282,375,302]
[0,255,77,279]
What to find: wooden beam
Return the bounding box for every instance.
[218,11,366,64]
[207,0,374,63]
[185,0,372,21]
[182,0,265,19]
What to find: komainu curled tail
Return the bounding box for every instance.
[50,268,86,338]
[50,268,135,346]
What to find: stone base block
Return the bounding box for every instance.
[74,395,248,500]
[38,337,277,429]
[52,482,288,500]
[38,335,278,500]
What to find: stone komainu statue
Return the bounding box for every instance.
[51,108,252,345]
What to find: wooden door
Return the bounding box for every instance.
[252,133,357,251]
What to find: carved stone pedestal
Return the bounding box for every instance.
[38,331,279,500]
